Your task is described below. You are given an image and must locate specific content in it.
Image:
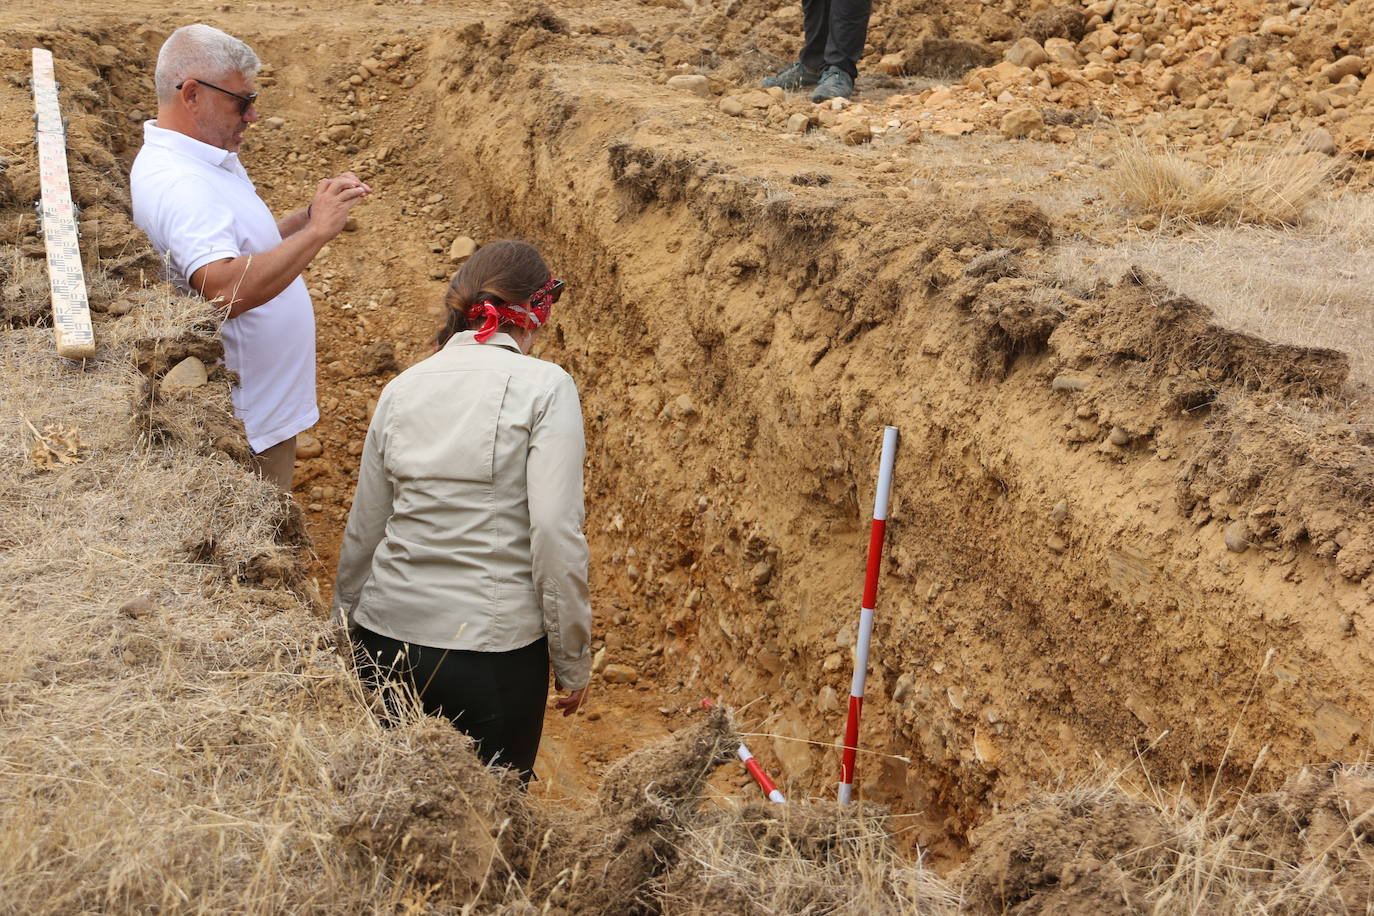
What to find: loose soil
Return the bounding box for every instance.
[2,0,1373,910]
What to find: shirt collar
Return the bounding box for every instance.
[443,330,523,353]
[142,120,240,170]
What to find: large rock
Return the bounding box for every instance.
[1259,16,1297,36]
[360,339,398,376]
[1301,127,1338,156]
[602,664,638,685]
[1001,107,1046,138]
[1321,55,1365,82]
[875,52,906,75]
[1004,37,1050,69]
[828,119,873,145]
[734,89,775,109]
[1336,112,1374,156]
[1043,37,1083,66]
[977,8,1018,41]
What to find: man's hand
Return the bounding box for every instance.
[191,170,373,319]
[554,684,587,717]
[307,172,372,240]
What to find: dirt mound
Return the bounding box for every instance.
[336,719,536,904]
[542,705,739,913]
[957,788,1170,913]
[956,767,1374,913]
[1054,267,1350,399]
[1233,763,1374,913]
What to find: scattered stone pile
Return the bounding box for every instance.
[650,0,1374,176]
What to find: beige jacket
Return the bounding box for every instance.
[331,331,592,690]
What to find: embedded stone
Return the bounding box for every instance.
[160,357,208,393]
[449,235,478,261]
[666,74,710,98]
[602,664,639,684]
[296,434,323,459]
[1224,521,1251,553]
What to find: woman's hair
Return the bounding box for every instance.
[435,241,550,348]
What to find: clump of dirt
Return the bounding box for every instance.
[955,770,1374,913]
[541,704,739,913]
[1231,764,1374,913]
[336,719,538,904]
[1056,267,1350,400]
[956,788,1171,913]
[1021,6,1088,45]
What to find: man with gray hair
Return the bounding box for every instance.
[132,24,371,491]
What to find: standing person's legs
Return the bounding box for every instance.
[823,0,872,78]
[461,638,550,781]
[352,625,551,784]
[798,0,832,75]
[252,436,297,492]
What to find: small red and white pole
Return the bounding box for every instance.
[702,699,785,803]
[838,426,899,805]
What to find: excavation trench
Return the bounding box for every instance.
[361,12,1374,846]
[12,4,1372,864]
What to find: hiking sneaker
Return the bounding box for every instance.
[810,67,855,103]
[762,61,821,91]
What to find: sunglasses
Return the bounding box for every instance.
[176,78,258,115]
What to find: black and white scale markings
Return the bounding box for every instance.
[32,47,96,359]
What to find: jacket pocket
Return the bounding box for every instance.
[386,370,510,483]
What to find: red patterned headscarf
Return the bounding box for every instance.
[467,277,564,343]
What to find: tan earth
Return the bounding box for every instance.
[2,0,1373,910]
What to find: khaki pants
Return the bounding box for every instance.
[252,436,297,492]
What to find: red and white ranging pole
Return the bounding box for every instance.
[838,426,899,805]
[702,699,785,804]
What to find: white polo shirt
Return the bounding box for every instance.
[131,121,318,453]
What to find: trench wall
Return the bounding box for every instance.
[438,17,1372,834]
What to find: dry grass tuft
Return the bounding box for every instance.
[1108,140,1332,227]
[659,801,962,915]
[0,293,419,912]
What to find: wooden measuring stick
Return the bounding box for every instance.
[31,48,95,359]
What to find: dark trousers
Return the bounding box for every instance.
[352,624,550,785]
[800,0,873,78]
